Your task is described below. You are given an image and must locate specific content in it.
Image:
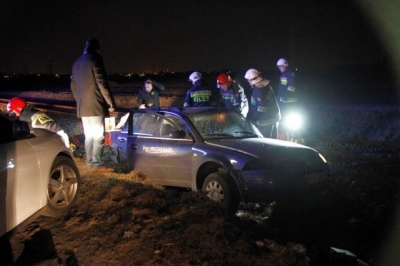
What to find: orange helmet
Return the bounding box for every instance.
[7,97,27,115]
[216,73,232,87]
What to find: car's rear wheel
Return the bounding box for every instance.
[202,173,239,213]
[46,156,80,216]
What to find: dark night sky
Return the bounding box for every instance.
[0,0,386,74]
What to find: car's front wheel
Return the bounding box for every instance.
[202,173,239,213]
[46,156,80,216]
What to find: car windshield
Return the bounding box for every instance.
[185,108,262,140]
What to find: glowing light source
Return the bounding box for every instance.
[284,112,303,130]
[8,160,15,169]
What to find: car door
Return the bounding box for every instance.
[0,137,41,236]
[127,112,193,188]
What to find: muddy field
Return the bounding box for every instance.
[1,124,400,266]
[1,78,400,265]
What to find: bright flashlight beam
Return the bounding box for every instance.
[284,113,303,130]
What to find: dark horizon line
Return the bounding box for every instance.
[0,61,392,76]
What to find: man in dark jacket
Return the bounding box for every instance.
[244,68,280,138]
[71,38,116,172]
[137,79,165,109]
[183,71,218,107]
[277,58,297,105]
[276,58,299,140]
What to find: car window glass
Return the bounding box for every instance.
[0,116,29,143]
[0,127,11,144]
[115,112,129,130]
[187,110,261,139]
[132,113,159,136]
[164,114,192,139]
[0,116,11,143]
[158,118,175,138]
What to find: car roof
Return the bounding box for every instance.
[139,107,238,120]
[149,106,221,116]
[181,107,218,115]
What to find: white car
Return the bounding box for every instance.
[0,113,80,237]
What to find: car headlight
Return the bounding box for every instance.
[318,153,328,164]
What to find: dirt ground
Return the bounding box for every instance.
[1,87,400,265]
[2,136,400,266]
[3,157,310,266]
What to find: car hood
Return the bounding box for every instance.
[205,138,317,158]
[206,138,327,172]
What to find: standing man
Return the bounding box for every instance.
[276,58,297,105]
[216,73,248,117]
[244,68,280,138]
[137,79,165,109]
[183,71,217,107]
[71,38,116,172]
[276,58,298,139]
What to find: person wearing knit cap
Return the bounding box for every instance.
[137,79,165,109]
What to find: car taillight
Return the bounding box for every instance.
[104,133,111,146]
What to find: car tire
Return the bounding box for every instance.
[46,156,80,216]
[202,172,240,213]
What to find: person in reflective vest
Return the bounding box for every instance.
[216,73,249,117]
[244,69,280,138]
[6,97,70,148]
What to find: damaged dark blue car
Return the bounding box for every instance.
[108,107,329,212]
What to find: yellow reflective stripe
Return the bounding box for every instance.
[287,86,296,92]
[32,112,53,125]
[190,90,211,97]
[191,90,211,103]
[257,106,268,113]
[222,95,235,101]
[286,97,298,103]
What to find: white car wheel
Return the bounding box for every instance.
[47,156,80,216]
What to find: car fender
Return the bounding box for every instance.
[25,134,73,207]
[193,144,253,197]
